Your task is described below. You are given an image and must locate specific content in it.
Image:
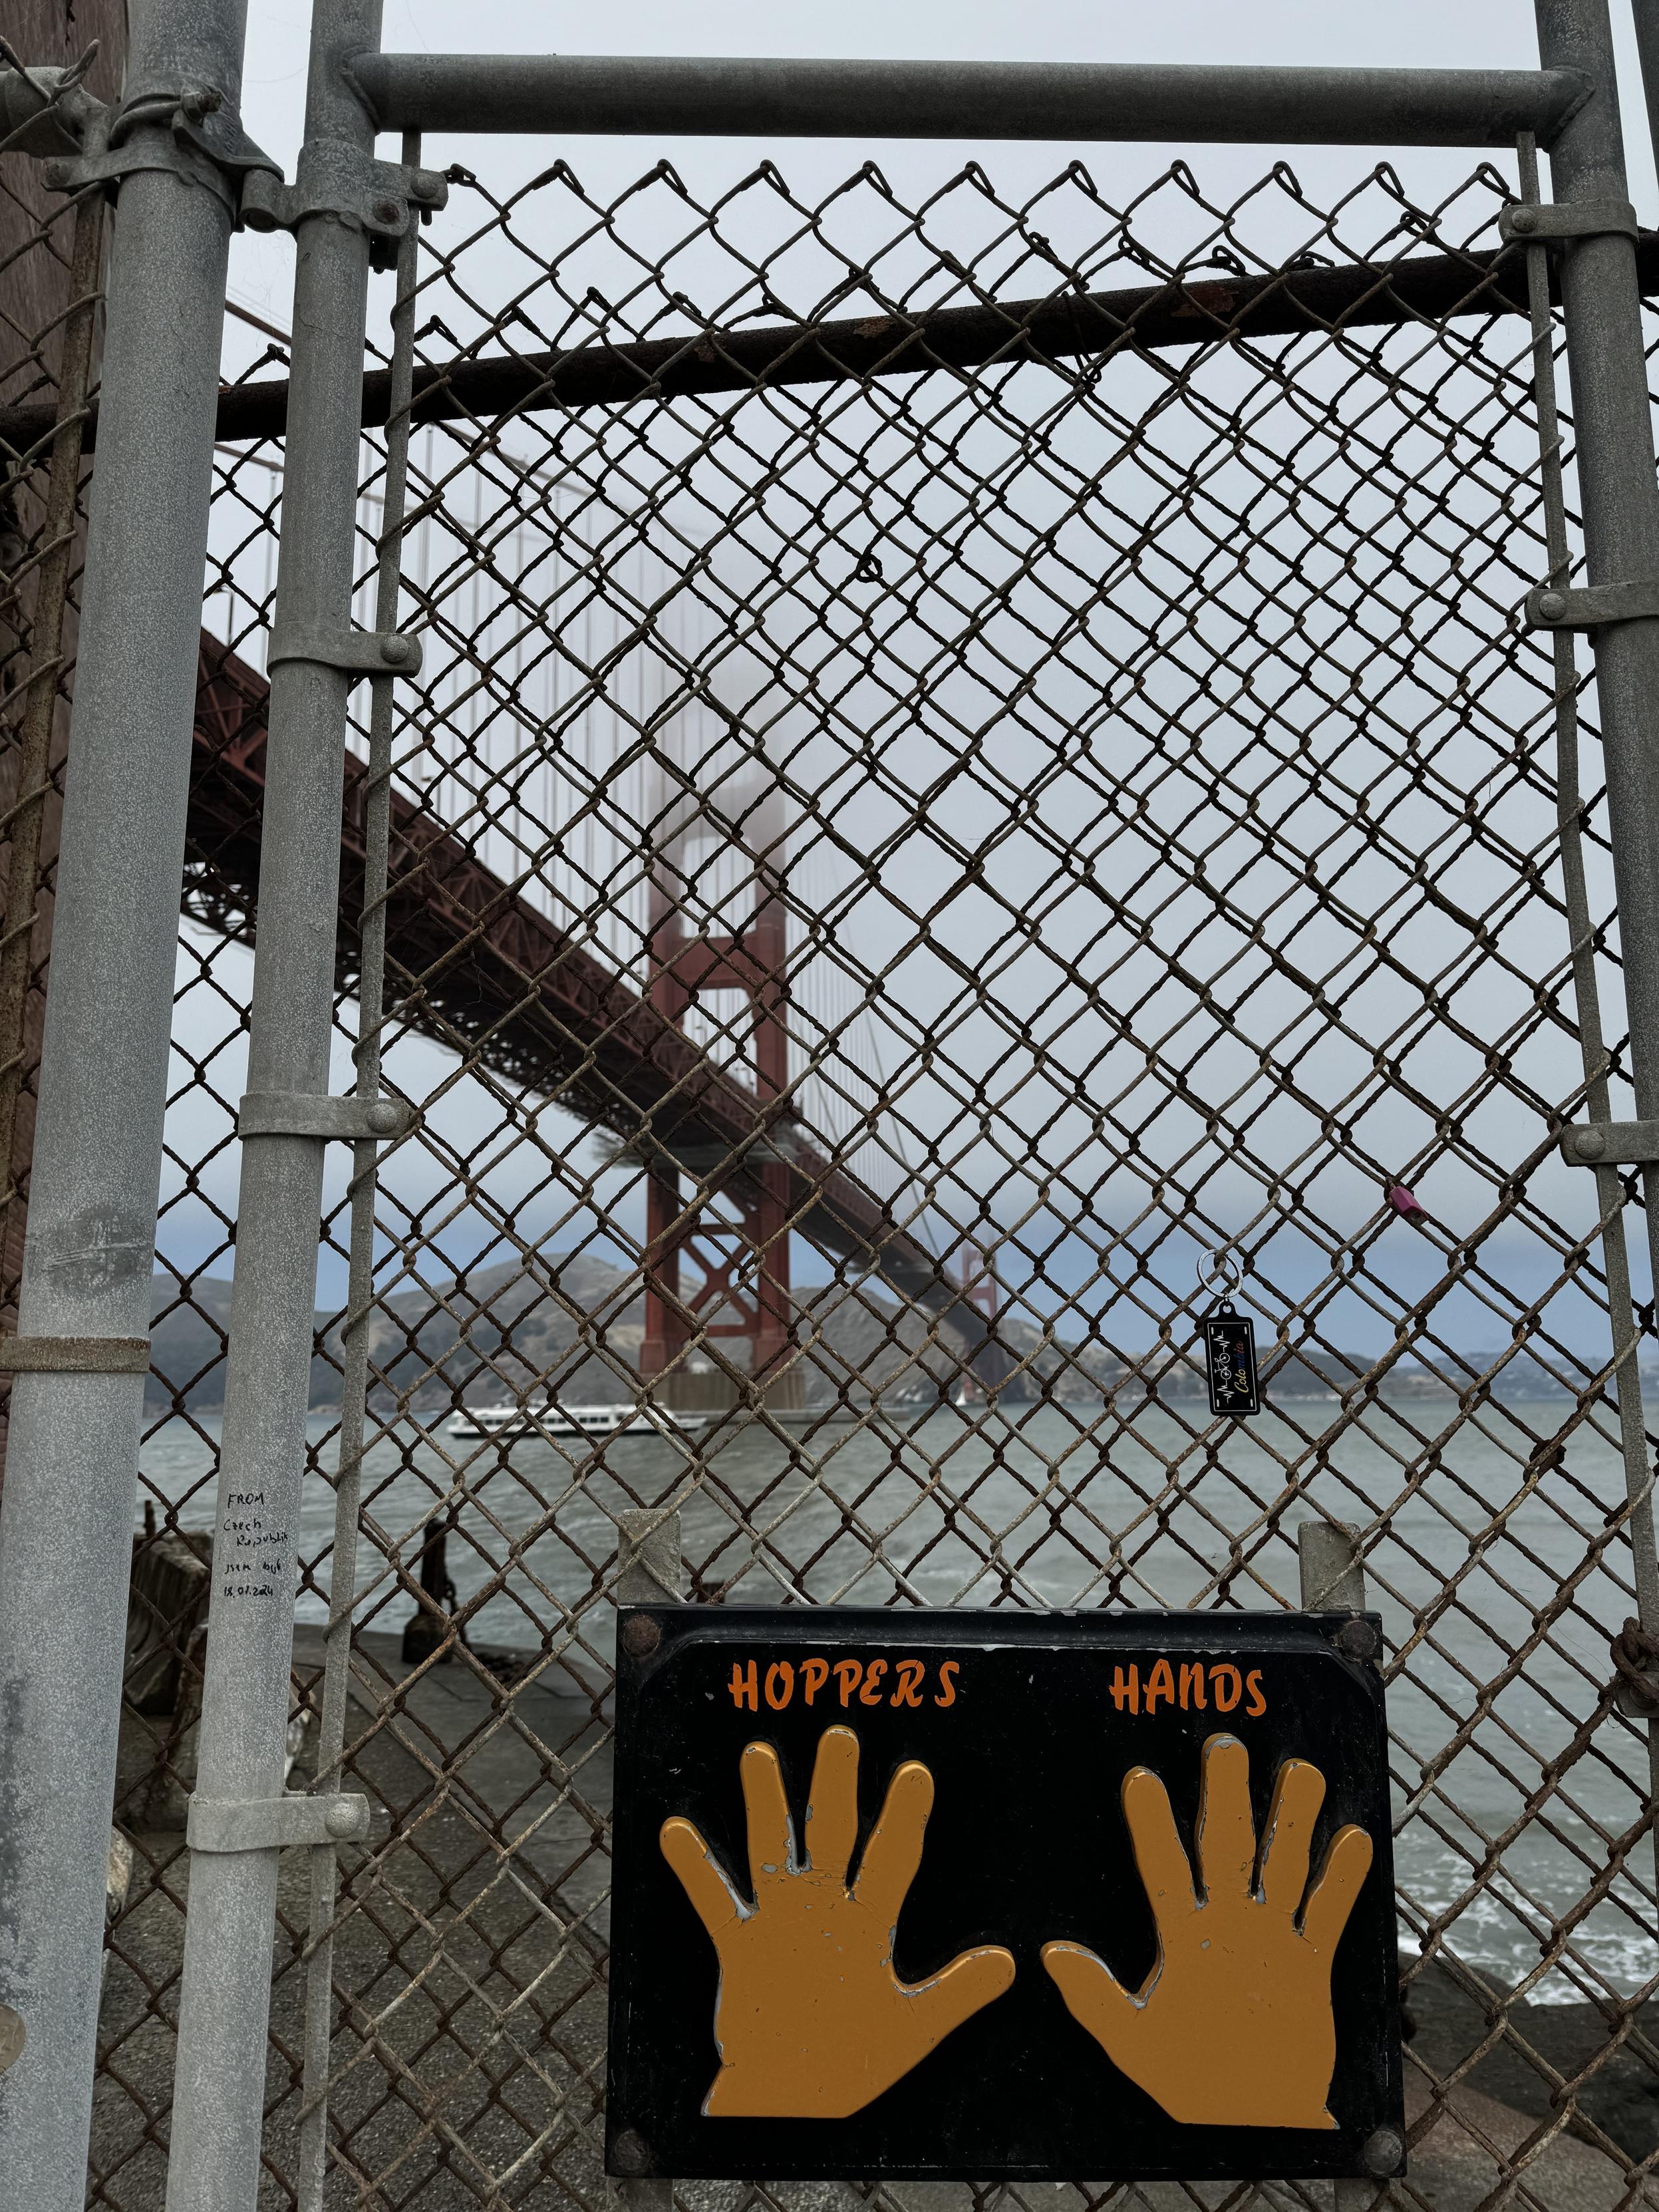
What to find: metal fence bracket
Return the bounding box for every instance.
[1524,580,1659,629]
[238,1092,416,1142]
[42,91,279,216]
[267,621,423,678]
[1614,1662,1659,1716]
[1612,1617,1659,1716]
[186,1794,372,1853]
[0,1336,151,1373]
[1499,194,1638,243]
[1559,1120,1659,1166]
[241,143,448,266]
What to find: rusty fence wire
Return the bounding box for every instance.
[24,140,1659,2208]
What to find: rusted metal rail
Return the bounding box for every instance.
[10,234,1659,461]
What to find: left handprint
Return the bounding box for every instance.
[661,1723,1016,2117]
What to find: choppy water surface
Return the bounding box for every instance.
[140,1398,1657,2006]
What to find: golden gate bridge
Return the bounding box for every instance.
[190,626,1006,1410]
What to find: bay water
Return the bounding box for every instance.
[138,1398,1658,2008]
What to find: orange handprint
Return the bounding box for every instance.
[661,1724,1016,2117]
[1042,1734,1372,2128]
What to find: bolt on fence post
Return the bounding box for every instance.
[164,5,386,2208]
[0,3,250,2205]
[1534,0,1659,1825]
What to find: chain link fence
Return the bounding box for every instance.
[6,128,1656,2209]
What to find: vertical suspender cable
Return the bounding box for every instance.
[296,128,421,2212]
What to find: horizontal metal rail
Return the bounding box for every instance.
[345,53,1590,148]
[6,234,1636,460]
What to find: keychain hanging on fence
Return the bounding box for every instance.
[1199,1251,1261,1418]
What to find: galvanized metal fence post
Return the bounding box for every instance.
[1533,0,1659,1777]
[0,3,251,2204]
[164,3,408,2206]
[617,1509,685,1610]
[295,126,421,2211]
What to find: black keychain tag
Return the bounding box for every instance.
[1204,1299,1261,1417]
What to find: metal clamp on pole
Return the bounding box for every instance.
[41,86,279,216]
[1612,1618,1659,1717]
[266,621,423,681]
[0,1336,150,1372]
[238,1092,416,1142]
[1524,580,1659,630]
[186,1792,372,1853]
[241,141,447,267]
[1499,194,1639,245]
[1559,1119,1659,1166]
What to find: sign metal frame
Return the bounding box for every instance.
[607,1605,1402,2183]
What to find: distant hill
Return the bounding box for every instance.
[149,1256,994,1412]
[145,1265,1582,1413]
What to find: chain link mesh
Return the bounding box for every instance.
[5,139,1651,2208]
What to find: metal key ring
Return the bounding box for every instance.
[1196,1249,1243,1300]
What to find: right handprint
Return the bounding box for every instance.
[1042,1733,1373,2128]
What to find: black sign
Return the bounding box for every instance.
[1204,1304,1261,1416]
[607,1607,1400,2183]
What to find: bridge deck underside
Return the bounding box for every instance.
[188,635,952,1329]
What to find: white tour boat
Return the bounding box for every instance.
[446,1398,710,1443]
